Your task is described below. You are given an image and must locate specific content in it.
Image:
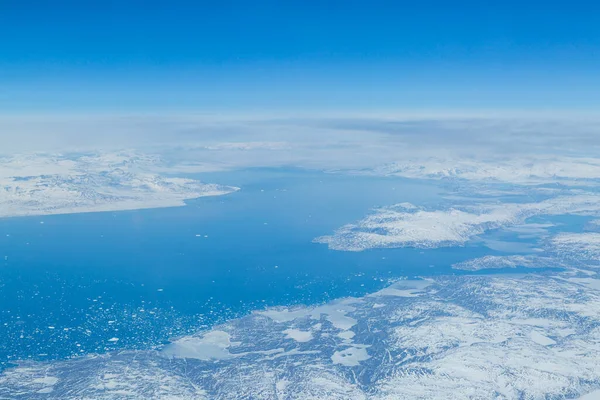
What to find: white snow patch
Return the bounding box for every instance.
[579,389,600,399]
[552,232,600,261]
[162,331,236,360]
[529,330,556,346]
[283,329,313,343]
[337,331,355,341]
[258,299,359,331]
[453,255,556,271]
[369,280,431,298]
[32,377,59,385]
[331,346,370,367]
[566,277,600,291]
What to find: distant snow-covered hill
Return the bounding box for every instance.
[0,151,238,218]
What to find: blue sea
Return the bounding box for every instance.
[0,169,568,370]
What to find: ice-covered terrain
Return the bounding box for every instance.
[451,255,556,271]
[3,116,600,399]
[0,152,238,218]
[2,265,600,399]
[3,158,600,398]
[551,233,600,262]
[368,156,600,185]
[315,195,600,251]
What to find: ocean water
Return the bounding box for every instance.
[0,169,561,370]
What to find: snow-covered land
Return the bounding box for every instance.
[0,151,238,218]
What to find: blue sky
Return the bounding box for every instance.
[1,1,599,112]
